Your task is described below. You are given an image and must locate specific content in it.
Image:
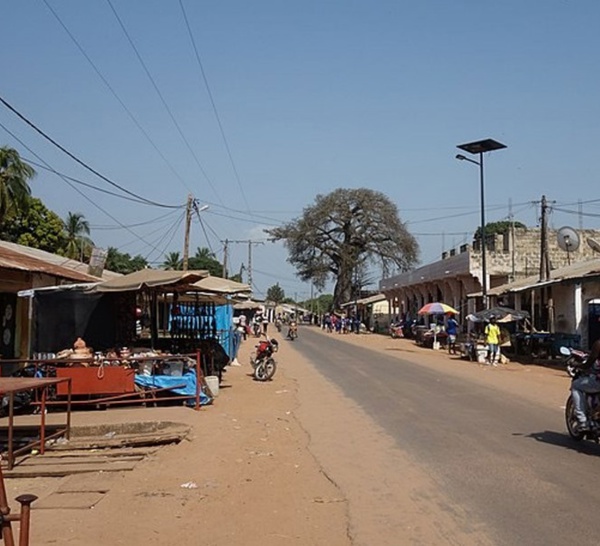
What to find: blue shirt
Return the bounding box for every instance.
[446,318,459,336]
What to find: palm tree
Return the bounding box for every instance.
[162,251,182,270]
[64,212,92,260]
[0,146,35,220]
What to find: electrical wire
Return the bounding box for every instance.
[142,211,187,264]
[0,121,171,254]
[179,0,251,212]
[0,95,182,209]
[89,209,183,230]
[113,209,186,251]
[193,206,215,255]
[553,207,600,219]
[40,0,193,195]
[105,0,223,206]
[23,157,183,207]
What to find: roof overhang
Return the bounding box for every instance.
[94,269,209,293]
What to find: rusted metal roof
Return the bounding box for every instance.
[488,258,600,296]
[0,242,101,282]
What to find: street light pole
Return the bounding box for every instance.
[478,151,486,308]
[456,138,506,310]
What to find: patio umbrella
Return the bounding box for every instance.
[470,306,529,323]
[418,302,459,315]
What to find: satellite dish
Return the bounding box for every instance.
[557,226,580,265]
[587,237,600,254]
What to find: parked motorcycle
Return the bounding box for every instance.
[250,337,278,381]
[389,322,404,339]
[287,321,298,341]
[561,346,600,441]
[1,363,57,417]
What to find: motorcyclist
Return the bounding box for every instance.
[287,319,298,340]
[571,339,600,431]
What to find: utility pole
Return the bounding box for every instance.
[182,194,194,271]
[538,195,552,281]
[222,239,229,279]
[248,240,253,288]
[509,198,515,282]
[226,239,264,288]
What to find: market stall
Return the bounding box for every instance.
[13,271,250,410]
[464,307,530,362]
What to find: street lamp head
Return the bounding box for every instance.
[455,153,480,166]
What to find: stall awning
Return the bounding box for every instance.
[94,269,209,292]
[233,299,264,310]
[192,276,251,295]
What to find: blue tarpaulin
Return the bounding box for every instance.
[134,369,212,406]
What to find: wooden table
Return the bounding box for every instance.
[0,377,72,470]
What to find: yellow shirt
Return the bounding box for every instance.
[485,323,501,344]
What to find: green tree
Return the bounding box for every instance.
[474,220,527,241]
[162,251,182,270]
[0,146,35,221]
[308,293,334,313]
[64,211,92,260]
[187,247,223,276]
[105,247,148,274]
[266,188,419,308]
[0,197,66,253]
[266,283,285,304]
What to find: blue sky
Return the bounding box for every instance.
[3,1,600,299]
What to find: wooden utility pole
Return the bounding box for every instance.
[539,195,552,281]
[222,239,229,279]
[182,194,194,271]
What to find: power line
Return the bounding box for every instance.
[40,0,193,195]
[89,209,183,230]
[0,121,173,254]
[105,0,223,206]
[23,157,182,207]
[142,210,187,264]
[179,0,251,212]
[0,94,181,209]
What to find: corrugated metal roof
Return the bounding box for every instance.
[488,258,600,296]
[341,293,387,307]
[0,241,121,281]
[0,243,101,282]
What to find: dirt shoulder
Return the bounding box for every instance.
[3,328,571,545]
[5,337,350,546]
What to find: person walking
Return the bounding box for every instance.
[485,316,501,365]
[446,314,459,355]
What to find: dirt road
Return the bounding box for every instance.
[4,328,570,545]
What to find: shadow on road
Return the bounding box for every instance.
[523,430,600,456]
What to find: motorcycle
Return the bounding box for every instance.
[560,345,588,378]
[561,346,600,441]
[252,320,262,338]
[275,318,282,333]
[250,337,278,381]
[1,363,57,417]
[389,322,404,339]
[287,321,298,341]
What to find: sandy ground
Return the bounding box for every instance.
[2,327,570,545]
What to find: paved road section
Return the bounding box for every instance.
[292,327,600,546]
